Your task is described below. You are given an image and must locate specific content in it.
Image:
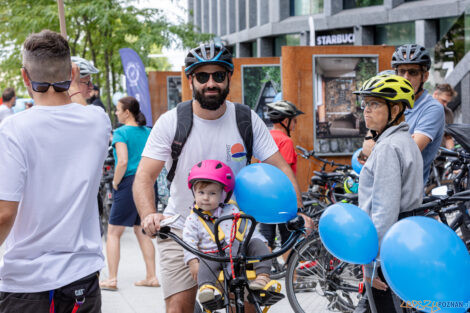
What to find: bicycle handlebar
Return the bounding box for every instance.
[438,147,470,160]
[296,145,351,170]
[149,214,305,264]
[414,189,470,211]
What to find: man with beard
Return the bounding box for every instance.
[133,42,312,312]
[88,84,106,111]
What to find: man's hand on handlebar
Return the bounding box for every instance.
[141,212,165,237]
[298,213,315,235]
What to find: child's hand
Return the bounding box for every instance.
[188,259,199,282]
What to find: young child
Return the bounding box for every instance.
[183,159,272,304]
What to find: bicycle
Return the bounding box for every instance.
[151,214,306,313]
[402,188,470,250]
[296,145,357,205]
[99,146,114,239]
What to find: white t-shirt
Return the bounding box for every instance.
[0,103,111,292]
[142,101,278,229]
[0,105,13,124]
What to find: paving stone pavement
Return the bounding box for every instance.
[0,228,335,313]
[100,228,335,313]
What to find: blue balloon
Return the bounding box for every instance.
[319,203,378,264]
[381,217,470,313]
[234,163,297,224]
[351,148,363,175]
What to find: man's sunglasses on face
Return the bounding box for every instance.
[23,68,71,93]
[81,80,93,88]
[193,71,227,84]
[396,68,422,77]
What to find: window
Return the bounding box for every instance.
[439,16,459,39]
[343,0,383,9]
[274,34,301,57]
[290,0,323,16]
[374,22,415,46]
[251,41,258,57]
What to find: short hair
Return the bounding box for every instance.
[2,88,16,102]
[22,29,71,83]
[435,83,457,98]
[193,180,223,191]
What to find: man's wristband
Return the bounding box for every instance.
[69,91,81,98]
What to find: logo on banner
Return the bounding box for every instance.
[125,62,140,86]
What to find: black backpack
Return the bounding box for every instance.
[166,100,254,183]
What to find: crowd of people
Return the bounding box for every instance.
[0,27,459,313]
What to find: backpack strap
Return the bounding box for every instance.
[234,103,253,165]
[167,100,193,183]
[167,101,253,183]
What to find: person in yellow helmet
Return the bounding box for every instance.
[354,74,423,313]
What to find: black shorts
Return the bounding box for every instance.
[258,223,291,249]
[109,175,158,227]
[0,272,101,313]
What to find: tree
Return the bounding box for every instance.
[0,0,211,121]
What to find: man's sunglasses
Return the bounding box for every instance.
[193,71,227,84]
[396,68,422,77]
[23,68,71,93]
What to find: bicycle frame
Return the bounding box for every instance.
[155,215,305,313]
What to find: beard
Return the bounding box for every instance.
[192,82,230,111]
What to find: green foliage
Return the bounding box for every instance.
[242,66,281,109]
[0,0,211,121]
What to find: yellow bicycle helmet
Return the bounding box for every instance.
[354,74,415,109]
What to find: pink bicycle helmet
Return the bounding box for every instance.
[188,160,235,202]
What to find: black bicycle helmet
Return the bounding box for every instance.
[391,44,431,71]
[184,42,234,76]
[266,100,304,137]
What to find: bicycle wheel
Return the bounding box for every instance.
[285,234,362,313]
[285,234,331,312]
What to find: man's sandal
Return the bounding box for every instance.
[134,278,160,287]
[99,278,118,291]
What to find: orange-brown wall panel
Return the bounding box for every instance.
[282,45,396,191]
[148,71,182,124]
[182,57,280,102]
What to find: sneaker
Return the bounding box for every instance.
[248,274,271,290]
[198,285,215,304]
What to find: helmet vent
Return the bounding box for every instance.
[379,88,397,97]
[400,87,411,93]
[197,162,202,167]
[385,78,398,83]
[215,163,223,169]
[403,80,412,88]
[226,173,232,180]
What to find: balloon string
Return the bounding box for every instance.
[371,259,377,283]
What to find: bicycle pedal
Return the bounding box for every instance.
[201,294,225,311]
[249,289,285,306]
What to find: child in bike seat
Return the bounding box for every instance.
[183,159,272,304]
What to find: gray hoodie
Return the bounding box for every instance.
[359,122,423,245]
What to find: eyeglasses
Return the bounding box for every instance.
[81,80,93,88]
[360,100,386,110]
[193,71,227,84]
[23,68,71,93]
[396,68,422,77]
